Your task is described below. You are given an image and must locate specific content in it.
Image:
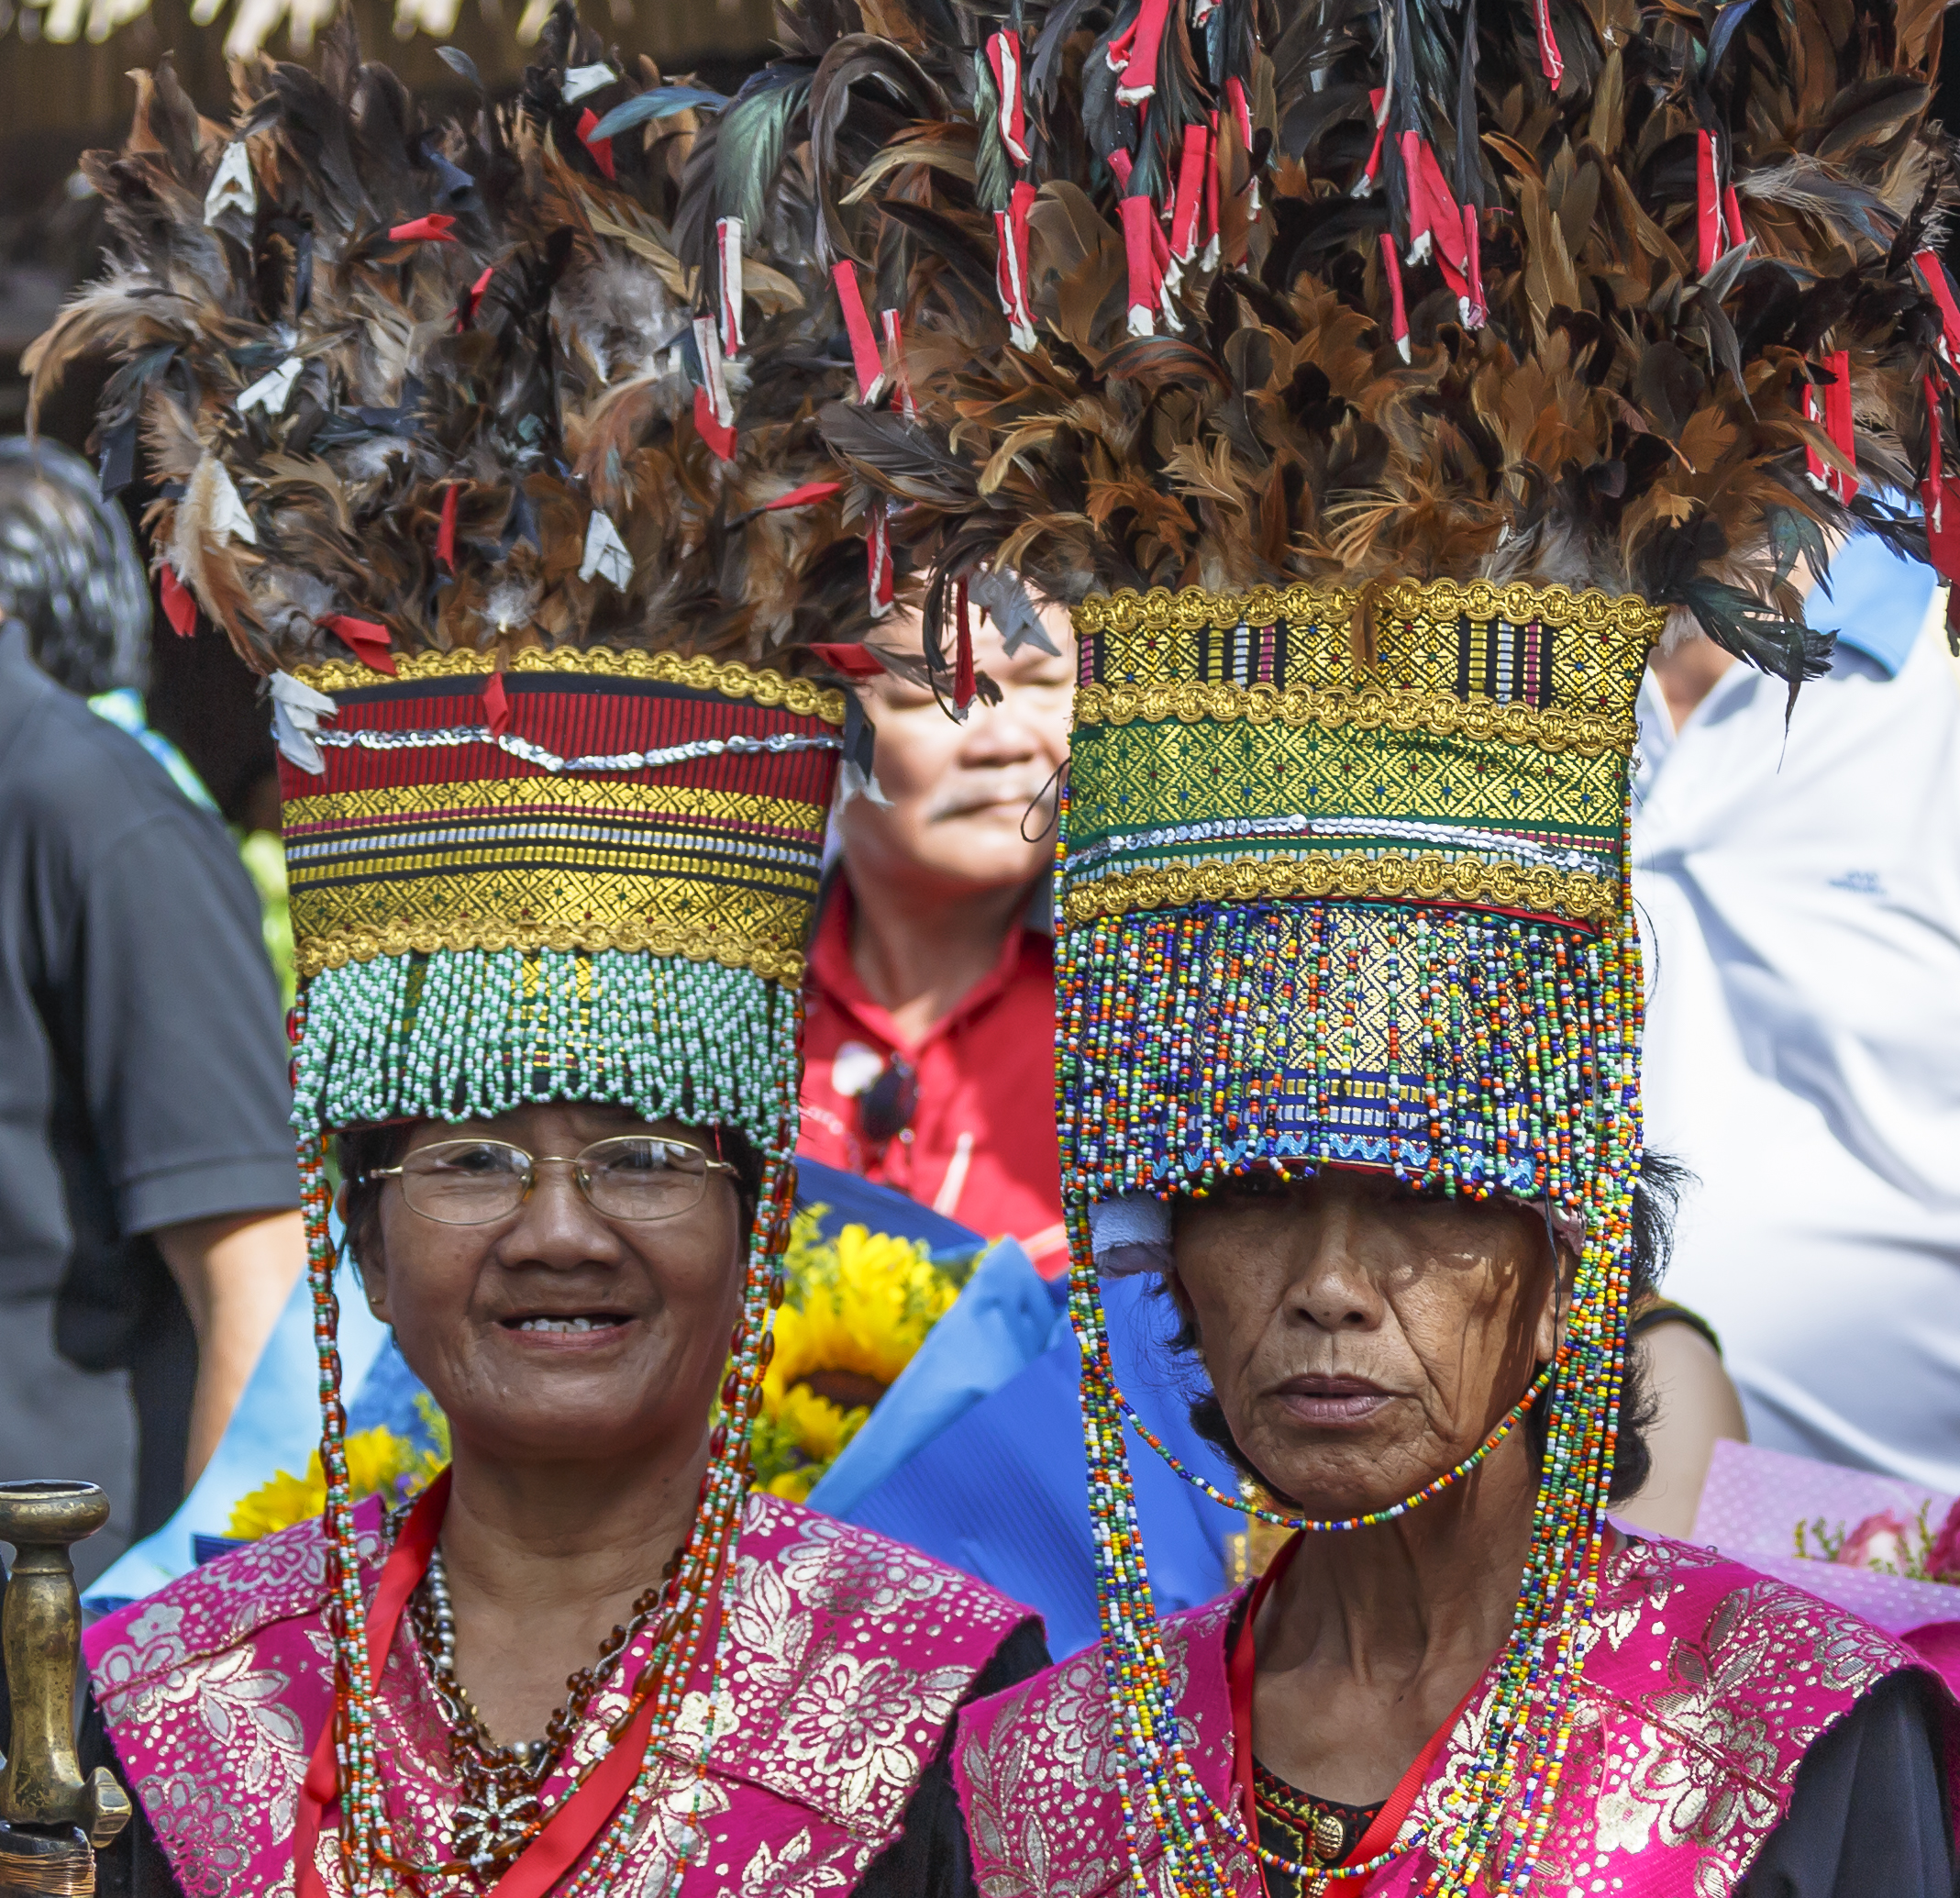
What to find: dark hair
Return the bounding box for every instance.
[1177,1154,1689,1510]
[0,437,150,696]
[336,1117,767,1278]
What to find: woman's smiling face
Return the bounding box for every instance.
[1169,1167,1565,1517]
[351,1102,747,1471]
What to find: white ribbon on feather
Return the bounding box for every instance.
[268,670,338,775]
[561,63,617,102]
[580,508,633,591]
[238,355,303,417]
[204,142,255,226]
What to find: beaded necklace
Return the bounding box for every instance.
[405,1538,684,1879]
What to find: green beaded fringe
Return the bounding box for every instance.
[291,947,802,1144]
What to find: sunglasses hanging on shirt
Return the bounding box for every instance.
[857,1055,918,1147]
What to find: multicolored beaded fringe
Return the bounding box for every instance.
[1056,824,1644,1897]
[1062,899,1611,1219]
[291,947,803,1897]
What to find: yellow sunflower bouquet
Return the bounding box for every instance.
[749,1207,969,1502]
[227,1397,449,1540]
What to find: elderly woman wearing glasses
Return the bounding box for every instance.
[61,29,1044,1898]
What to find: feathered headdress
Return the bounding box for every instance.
[790,0,1960,689]
[25,8,911,686]
[726,2,1960,1895]
[25,17,924,1892]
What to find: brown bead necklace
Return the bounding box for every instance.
[408,1539,682,1880]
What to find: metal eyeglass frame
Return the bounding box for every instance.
[363,1135,738,1226]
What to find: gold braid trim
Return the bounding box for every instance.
[297,918,808,986]
[1070,578,1668,639]
[1061,852,1617,928]
[291,647,848,726]
[1073,681,1637,757]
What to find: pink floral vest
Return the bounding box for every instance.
[87,1489,1032,1898]
[953,1536,1957,1897]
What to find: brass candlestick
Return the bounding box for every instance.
[0,1482,130,1896]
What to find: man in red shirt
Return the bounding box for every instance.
[799,611,1074,1272]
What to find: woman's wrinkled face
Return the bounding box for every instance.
[353,1103,746,1468]
[1169,1168,1563,1516]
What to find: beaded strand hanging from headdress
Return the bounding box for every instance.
[27,10,918,1891]
[747,0,1956,1888]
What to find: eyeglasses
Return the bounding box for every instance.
[365,1137,736,1226]
[856,1056,918,1147]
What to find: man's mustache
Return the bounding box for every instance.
[925,771,1061,821]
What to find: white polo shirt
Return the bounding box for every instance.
[1633,549,1960,1491]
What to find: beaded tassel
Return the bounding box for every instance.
[1054,782,1647,1897]
[291,949,806,1897]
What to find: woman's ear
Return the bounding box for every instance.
[339,1191,392,1324]
[1531,1239,1577,1363]
[360,1249,391,1324]
[1163,1266,1198,1336]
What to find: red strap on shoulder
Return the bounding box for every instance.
[293,1469,733,1898]
[1228,1531,1474,1897]
[1229,1532,1301,1897]
[293,1471,451,1898]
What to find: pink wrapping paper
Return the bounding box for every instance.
[1690,1438,1960,1654]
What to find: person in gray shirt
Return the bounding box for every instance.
[0,438,302,1580]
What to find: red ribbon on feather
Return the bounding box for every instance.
[160,565,197,638]
[986,30,1031,166]
[323,615,396,675]
[1104,0,1172,105]
[1922,376,1960,633]
[1801,351,1857,503]
[1356,89,1389,195]
[693,385,736,461]
[1119,194,1163,337]
[833,261,885,402]
[1401,136,1471,309]
[576,107,616,181]
[1722,183,1748,253]
[880,308,917,417]
[1822,350,1856,501]
[866,505,895,617]
[762,481,842,512]
[994,182,1038,350]
[1169,124,1209,263]
[1204,112,1221,263]
[1534,0,1564,87]
[456,264,494,331]
[1224,78,1260,230]
[437,486,459,572]
[1914,250,1960,367]
[1695,130,1722,274]
[952,576,977,710]
[387,214,457,244]
[1379,232,1411,361]
[812,642,885,677]
[716,217,745,356]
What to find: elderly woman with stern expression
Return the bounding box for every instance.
[940,577,1958,1898]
